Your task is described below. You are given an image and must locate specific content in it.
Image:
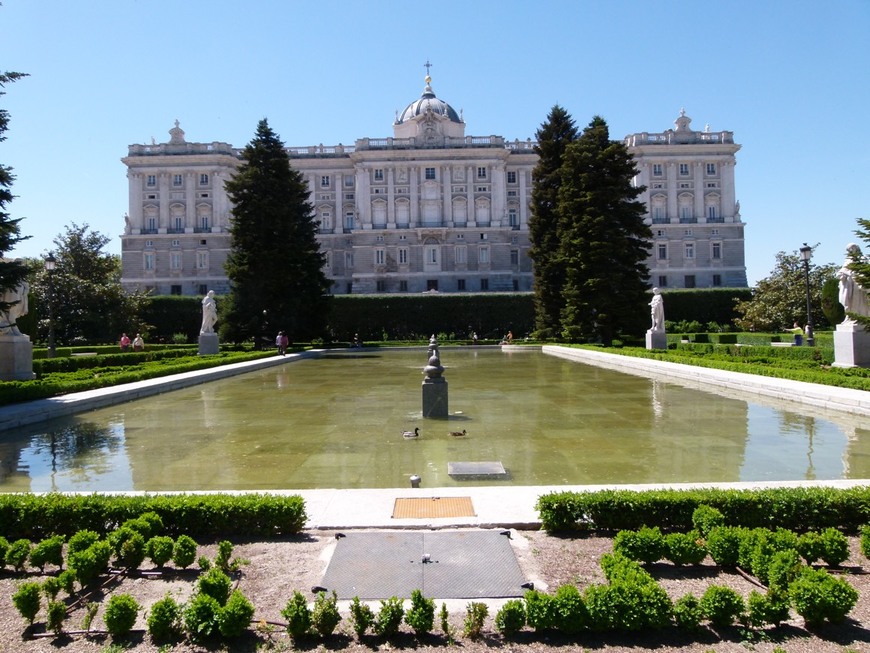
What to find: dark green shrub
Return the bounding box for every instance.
[692,504,725,536]
[281,591,312,640]
[767,549,804,596]
[746,590,790,628]
[583,584,613,631]
[312,590,342,638]
[68,540,112,587]
[197,567,232,606]
[706,526,744,567]
[29,534,65,571]
[146,535,174,567]
[349,596,374,638]
[218,589,255,638]
[184,592,221,640]
[861,524,870,559]
[553,583,587,634]
[375,596,405,639]
[699,585,745,627]
[463,601,488,639]
[440,602,454,642]
[797,531,824,564]
[600,552,656,585]
[613,526,665,564]
[12,581,41,625]
[172,534,198,568]
[57,570,75,596]
[104,593,141,637]
[404,589,434,637]
[665,531,707,566]
[136,511,164,537]
[214,539,236,572]
[818,527,850,566]
[494,599,526,637]
[0,535,8,568]
[524,588,556,631]
[789,567,859,627]
[46,599,67,635]
[585,580,672,631]
[67,529,100,556]
[42,576,63,600]
[6,538,32,571]
[673,593,703,631]
[111,527,146,569]
[147,594,182,641]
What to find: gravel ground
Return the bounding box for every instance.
[1,528,868,652]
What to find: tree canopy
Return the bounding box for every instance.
[842,217,870,329]
[0,69,30,316]
[223,119,331,344]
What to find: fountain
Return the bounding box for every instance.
[422,335,448,418]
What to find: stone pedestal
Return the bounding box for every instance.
[645,329,667,351]
[832,322,870,368]
[0,334,35,381]
[198,333,219,356]
[422,378,449,418]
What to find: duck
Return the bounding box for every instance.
[449,429,467,437]
[402,428,420,439]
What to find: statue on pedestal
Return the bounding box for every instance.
[837,243,870,324]
[0,280,29,336]
[649,287,665,332]
[200,290,217,334]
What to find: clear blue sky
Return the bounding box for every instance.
[2,0,868,285]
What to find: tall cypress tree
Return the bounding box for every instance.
[557,116,651,345]
[0,70,30,314]
[224,119,331,344]
[846,217,870,329]
[528,106,577,336]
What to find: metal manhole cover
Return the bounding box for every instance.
[392,496,475,519]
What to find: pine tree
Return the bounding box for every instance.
[845,217,870,329]
[0,70,30,315]
[556,116,651,345]
[528,105,577,336]
[224,119,331,344]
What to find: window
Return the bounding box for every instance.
[685,242,695,259]
[170,252,181,270]
[683,229,693,236]
[199,174,209,185]
[508,208,519,227]
[173,174,183,186]
[345,252,354,269]
[400,280,408,292]
[146,175,156,186]
[679,163,689,176]
[196,251,208,269]
[713,274,722,286]
[479,233,488,240]
[170,285,182,295]
[456,234,465,240]
[173,217,183,231]
[513,279,519,291]
[455,245,467,264]
[711,229,720,236]
[425,167,436,180]
[685,275,696,288]
[398,247,408,264]
[320,211,332,231]
[145,239,154,247]
[376,280,386,292]
[375,235,384,242]
[507,171,517,184]
[457,279,466,291]
[345,211,355,230]
[510,249,519,266]
[477,166,487,179]
[344,175,354,187]
[171,239,180,246]
[476,186,487,192]
[320,175,330,188]
[712,242,722,259]
[144,252,154,270]
[656,230,665,237]
[707,205,718,219]
[374,169,384,181]
[427,247,438,264]
[375,248,386,265]
[200,216,209,230]
[658,275,668,287]
[507,190,518,197]
[680,206,692,221]
[657,243,667,260]
[652,164,663,176]
[706,163,716,175]
[198,284,208,296]
[480,278,489,291]
[652,206,666,222]
[479,246,490,264]
[427,279,438,291]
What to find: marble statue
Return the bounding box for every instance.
[200,290,217,334]
[0,280,29,336]
[649,287,665,332]
[837,243,870,322]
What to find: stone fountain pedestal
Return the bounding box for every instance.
[422,336,448,418]
[645,328,667,350]
[198,332,219,356]
[0,334,35,381]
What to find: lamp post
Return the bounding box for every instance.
[44,252,57,358]
[799,243,815,347]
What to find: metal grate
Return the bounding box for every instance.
[392,496,475,519]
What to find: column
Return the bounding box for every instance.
[666,164,677,222]
[722,160,738,222]
[693,162,704,220]
[387,167,396,226]
[518,168,528,227]
[492,165,506,226]
[158,173,170,231]
[186,173,196,231]
[409,166,418,226]
[466,166,475,227]
[128,172,142,232]
[442,166,452,226]
[355,168,369,228]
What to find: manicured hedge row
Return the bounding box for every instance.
[536,487,870,534]
[0,493,307,541]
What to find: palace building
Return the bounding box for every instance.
[120,75,746,296]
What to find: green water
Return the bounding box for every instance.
[2,349,868,492]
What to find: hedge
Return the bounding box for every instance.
[0,493,307,541]
[536,486,870,534]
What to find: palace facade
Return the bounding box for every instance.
[120,76,746,296]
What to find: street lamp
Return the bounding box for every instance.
[44,252,57,358]
[799,243,815,347]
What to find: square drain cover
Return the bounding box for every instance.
[392,496,475,519]
[320,531,527,599]
[448,461,507,477]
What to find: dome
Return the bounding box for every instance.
[395,76,463,125]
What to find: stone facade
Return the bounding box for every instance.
[120,80,746,296]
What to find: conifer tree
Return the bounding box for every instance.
[556,116,651,345]
[845,217,870,329]
[0,70,30,315]
[528,105,577,336]
[224,119,331,344]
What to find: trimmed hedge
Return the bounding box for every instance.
[0,493,307,541]
[536,486,870,534]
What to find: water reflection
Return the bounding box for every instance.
[0,350,867,492]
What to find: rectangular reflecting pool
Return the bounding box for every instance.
[1,348,868,492]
